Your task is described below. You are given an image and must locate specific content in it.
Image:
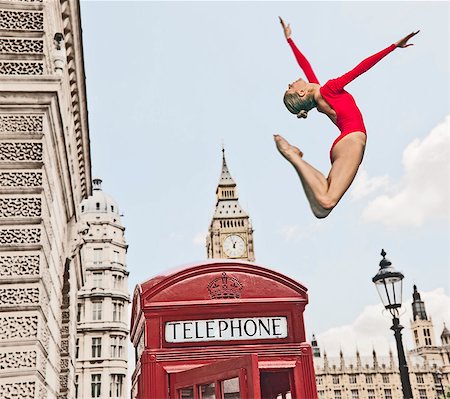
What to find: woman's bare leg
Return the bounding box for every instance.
[274,133,366,218]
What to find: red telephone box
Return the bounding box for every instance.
[130,260,318,399]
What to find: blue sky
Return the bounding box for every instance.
[80,1,449,356]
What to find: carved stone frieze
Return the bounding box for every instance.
[60,338,69,355]
[0,381,36,399]
[0,171,42,188]
[0,287,40,306]
[0,197,42,218]
[0,38,43,54]
[0,254,40,277]
[0,315,38,340]
[0,228,41,245]
[0,350,37,369]
[39,322,49,351]
[0,142,43,161]
[0,10,44,31]
[0,114,43,134]
[0,61,44,75]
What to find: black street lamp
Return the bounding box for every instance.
[372,249,413,399]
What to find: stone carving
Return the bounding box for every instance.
[0,255,40,277]
[0,228,41,245]
[0,197,42,218]
[0,143,43,161]
[0,10,43,31]
[0,38,43,54]
[0,287,40,306]
[0,350,37,369]
[0,315,38,340]
[0,171,42,187]
[60,338,69,354]
[40,323,49,351]
[59,374,68,390]
[0,61,44,75]
[0,114,43,133]
[60,358,68,370]
[0,381,36,399]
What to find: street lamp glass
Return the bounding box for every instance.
[372,250,404,314]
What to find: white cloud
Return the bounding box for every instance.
[351,169,390,201]
[192,231,207,246]
[317,288,450,357]
[362,116,450,227]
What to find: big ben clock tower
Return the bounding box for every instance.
[207,148,255,261]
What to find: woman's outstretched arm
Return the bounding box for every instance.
[280,17,320,84]
[332,30,419,89]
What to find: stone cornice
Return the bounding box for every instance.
[60,0,91,200]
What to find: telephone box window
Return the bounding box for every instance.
[222,377,239,397]
[199,382,215,399]
[179,387,194,399]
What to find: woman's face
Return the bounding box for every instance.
[287,78,308,93]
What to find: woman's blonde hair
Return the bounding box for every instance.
[283,91,316,119]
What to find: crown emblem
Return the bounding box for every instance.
[207,272,243,299]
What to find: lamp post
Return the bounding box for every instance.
[372,249,413,399]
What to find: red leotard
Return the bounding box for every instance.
[287,38,396,161]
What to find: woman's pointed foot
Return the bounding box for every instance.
[274,134,303,161]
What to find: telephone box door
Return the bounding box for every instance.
[169,354,261,399]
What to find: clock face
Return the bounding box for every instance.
[223,234,246,258]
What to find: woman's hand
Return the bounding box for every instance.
[395,30,420,48]
[279,17,292,40]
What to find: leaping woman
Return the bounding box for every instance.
[275,17,419,218]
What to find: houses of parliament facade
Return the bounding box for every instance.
[0,1,448,398]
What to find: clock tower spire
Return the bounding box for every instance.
[207,148,255,261]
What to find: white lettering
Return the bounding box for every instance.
[165,317,288,343]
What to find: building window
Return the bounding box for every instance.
[77,304,83,322]
[349,374,357,384]
[75,338,79,359]
[91,374,101,398]
[332,376,340,384]
[416,374,424,384]
[92,272,103,288]
[113,274,123,289]
[92,301,102,321]
[112,301,123,322]
[318,391,325,399]
[75,374,79,398]
[334,390,342,399]
[418,389,427,399]
[113,250,120,263]
[110,335,124,358]
[384,389,392,399]
[316,376,323,385]
[92,337,102,358]
[367,389,375,399]
[365,375,373,384]
[110,374,124,398]
[382,374,390,383]
[93,248,103,264]
[351,389,359,399]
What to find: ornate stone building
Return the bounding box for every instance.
[75,179,130,398]
[207,149,255,262]
[0,0,91,398]
[312,285,449,399]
